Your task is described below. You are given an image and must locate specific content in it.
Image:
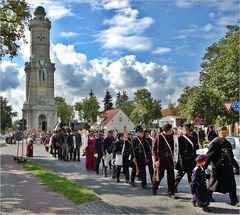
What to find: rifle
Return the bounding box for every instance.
[131,140,140,174]
[153,135,160,182]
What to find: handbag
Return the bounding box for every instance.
[115,141,125,166]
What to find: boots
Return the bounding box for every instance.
[104,166,108,177]
[112,166,116,179]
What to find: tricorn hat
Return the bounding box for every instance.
[217,126,227,131]
[183,123,194,131]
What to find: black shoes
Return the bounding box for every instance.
[209,196,215,202]
[168,192,176,199]
[130,182,136,187]
[202,206,210,212]
[116,179,120,183]
[231,201,240,207]
[152,188,157,195]
[142,185,150,190]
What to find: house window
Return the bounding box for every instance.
[119,117,122,122]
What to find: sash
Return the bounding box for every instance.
[73,135,76,148]
[183,135,194,149]
[173,135,179,162]
[160,133,173,160]
[136,137,148,162]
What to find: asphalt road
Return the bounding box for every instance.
[1,141,240,214]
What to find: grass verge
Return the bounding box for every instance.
[22,161,101,204]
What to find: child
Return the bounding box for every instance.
[191,154,210,212]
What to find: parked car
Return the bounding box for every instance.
[196,136,240,166]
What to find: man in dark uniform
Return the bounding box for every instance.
[143,130,154,183]
[204,126,239,206]
[51,130,59,158]
[130,125,148,189]
[152,124,176,198]
[113,133,131,183]
[175,124,198,192]
[67,129,74,161]
[103,130,116,178]
[73,129,82,161]
[58,129,65,160]
[94,132,104,174]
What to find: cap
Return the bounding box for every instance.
[184,123,194,131]
[135,125,144,133]
[218,126,227,131]
[162,124,172,132]
[195,154,208,163]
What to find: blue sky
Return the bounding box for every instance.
[1,0,239,117]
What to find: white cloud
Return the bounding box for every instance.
[0,62,25,118]
[102,0,130,10]
[208,12,215,19]
[97,7,154,51]
[216,16,237,26]
[60,32,80,38]
[48,5,75,21]
[175,0,193,8]
[153,47,172,55]
[174,0,238,11]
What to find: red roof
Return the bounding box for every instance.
[99,109,120,126]
[161,108,170,117]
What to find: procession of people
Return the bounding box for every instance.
[25,123,239,212]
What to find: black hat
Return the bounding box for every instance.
[218,126,227,131]
[195,154,208,163]
[184,123,194,131]
[162,124,172,131]
[135,125,144,133]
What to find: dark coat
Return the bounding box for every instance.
[94,137,104,157]
[131,136,146,161]
[191,166,209,206]
[153,134,174,161]
[73,133,82,149]
[113,139,131,165]
[205,137,236,193]
[178,135,198,172]
[103,136,115,154]
[143,137,153,162]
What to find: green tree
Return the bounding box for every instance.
[103,89,113,111]
[130,89,161,127]
[0,97,18,131]
[89,89,95,98]
[55,97,73,123]
[120,100,135,117]
[178,25,239,126]
[168,103,178,115]
[199,25,239,124]
[115,91,129,108]
[75,96,100,123]
[179,86,223,126]
[1,0,31,59]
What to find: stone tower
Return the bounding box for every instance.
[22,6,57,131]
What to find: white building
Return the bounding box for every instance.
[93,108,135,132]
[159,115,181,128]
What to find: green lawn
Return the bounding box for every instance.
[22,161,101,204]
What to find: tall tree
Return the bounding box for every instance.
[115,91,121,108]
[168,103,178,115]
[1,0,31,59]
[178,25,239,126]
[115,91,129,108]
[75,96,100,123]
[0,97,18,131]
[103,89,113,111]
[130,89,161,127]
[89,89,95,98]
[55,97,73,123]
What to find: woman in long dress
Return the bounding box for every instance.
[85,131,96,171]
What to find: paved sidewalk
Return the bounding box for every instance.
[0,143,125,214]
